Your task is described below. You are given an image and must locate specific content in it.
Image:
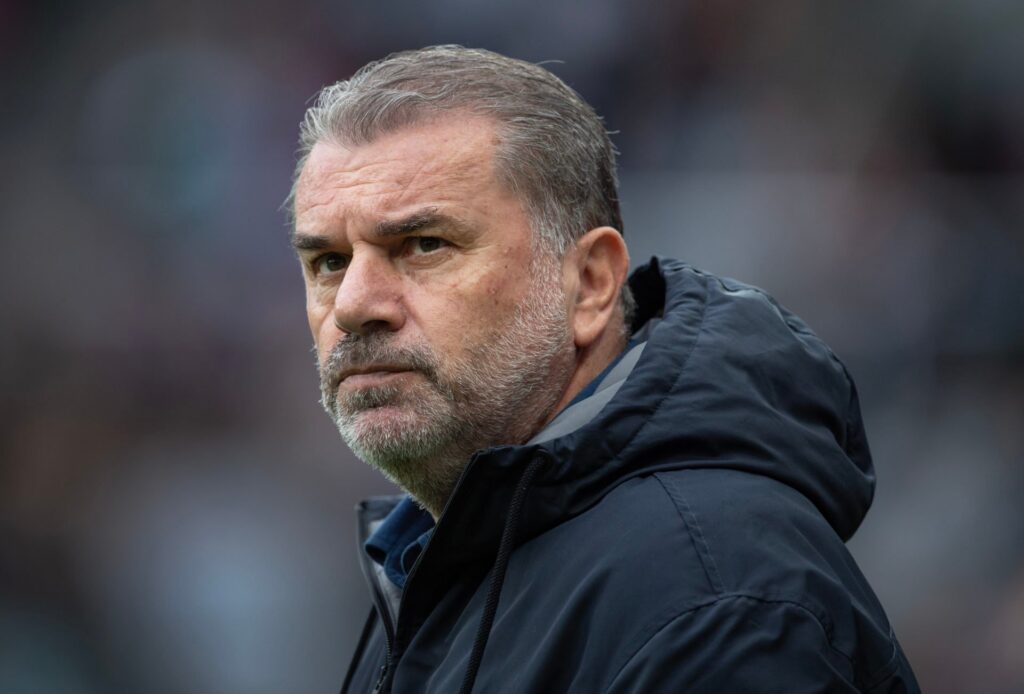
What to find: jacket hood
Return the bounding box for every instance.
[541,257,875,540]
[408,258,875,616]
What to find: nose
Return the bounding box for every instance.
[332,252,406,336]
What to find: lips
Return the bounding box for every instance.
[320,338,439,401]
[335,366,411,389]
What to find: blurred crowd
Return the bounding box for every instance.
[2,1,1021,692]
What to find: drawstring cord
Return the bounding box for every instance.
[458,454,546,694]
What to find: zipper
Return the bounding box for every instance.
[369,587,393,693]
[356,504,400,694]
[372,662,388,693]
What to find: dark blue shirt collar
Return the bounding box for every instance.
[363,496,434,589]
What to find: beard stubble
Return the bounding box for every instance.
[317,256,574,515]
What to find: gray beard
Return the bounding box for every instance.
[318,256,573,515]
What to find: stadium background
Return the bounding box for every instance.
[2,2,1022,692]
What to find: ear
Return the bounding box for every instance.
[567,226,630,349]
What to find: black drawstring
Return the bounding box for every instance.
[458,455,546,694]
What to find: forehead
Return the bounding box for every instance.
[294,116,504,226]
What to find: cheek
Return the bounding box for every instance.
[486,260,534,305]
[411,282,489,349]
[305,298,335,361]
[306,302,324,340]
[461,276,526,335]
[409,251,535,347]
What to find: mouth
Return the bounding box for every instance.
[336,366,413,389]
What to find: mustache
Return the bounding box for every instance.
[319,333,441,393]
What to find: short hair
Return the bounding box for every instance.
[288,45,635,329]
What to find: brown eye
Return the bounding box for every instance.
[314,253,347,275]
[409,237,447,255]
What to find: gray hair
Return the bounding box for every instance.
[288,45,635,330]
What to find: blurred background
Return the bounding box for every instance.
[2,1,1022,692]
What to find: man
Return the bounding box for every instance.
[289,46,919,693]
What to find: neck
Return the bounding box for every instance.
[538,326,628,433]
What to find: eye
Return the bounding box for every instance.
[312,252,347,276]
[407,236,448,255]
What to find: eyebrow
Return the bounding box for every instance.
[290,233,332,251]
[375,207,447,237]
[291,207,471,252]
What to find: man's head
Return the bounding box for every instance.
[290,46,632,516]
[288,45,626,260]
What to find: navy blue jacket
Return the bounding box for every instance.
[342,258,920,693]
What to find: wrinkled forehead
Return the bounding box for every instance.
[294,115,507,222]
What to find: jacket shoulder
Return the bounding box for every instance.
[645,467,917,691]
[603,592,917,693]
[464,470,920,692]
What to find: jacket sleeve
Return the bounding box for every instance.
[603,595,918,694]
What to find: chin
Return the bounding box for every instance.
[337,404,455,459]
[344,405,422,440]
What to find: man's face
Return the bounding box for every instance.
[292,116,577,514]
